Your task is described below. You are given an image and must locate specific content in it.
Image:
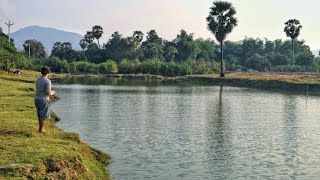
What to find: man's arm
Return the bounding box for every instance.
[46,80,56,96]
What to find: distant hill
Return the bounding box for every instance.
[11,25,83,54]
[313,49,319,57]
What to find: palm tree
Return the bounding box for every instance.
[133,31,144,43]
[284,19,302,63]
[79,39,88,50]
[206,1,238,77]
[84,31,94,44]
[92,25,103,48]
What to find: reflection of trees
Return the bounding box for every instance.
[282,95,298,170]
[205,86,233,179]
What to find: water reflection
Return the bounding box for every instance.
[282,95,298,178]
[51,79,320,180]
[205,86,233,179]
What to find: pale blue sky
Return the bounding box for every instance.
[0,0,319,50]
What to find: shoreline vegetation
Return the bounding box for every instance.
[0,71,111,179]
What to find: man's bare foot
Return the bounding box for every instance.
[39,130,48,134]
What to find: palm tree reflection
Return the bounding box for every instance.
[205,86,233,179]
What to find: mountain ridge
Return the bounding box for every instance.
[11,25,83,54]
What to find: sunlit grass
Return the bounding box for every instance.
[0,71,110,179]
[189,72,320,84]
[225,72,320,84]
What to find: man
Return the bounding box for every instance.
[35,66,56,133]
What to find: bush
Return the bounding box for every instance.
[73,61,92,73]
[118,59,140,74]
[192,59,211,74]
[140,59,163,75]
[191,59,220,74]
[99,60,118,74]
[45,56,70,73]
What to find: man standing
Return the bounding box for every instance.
[35,66,56,133]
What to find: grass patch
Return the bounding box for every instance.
[0,71,110,179]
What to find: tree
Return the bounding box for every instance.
[295,52,315,66]
[164,46,178,62]
[92,25,103,48]
[133,31,144,44]
[284,19,302,63]
[51,42,84,62]
[103,31,142,62]
[84,31,94,44]
[141,30,164,60]
[79,39,88,50]
[240,38,264,64]
[143,43,164,60]
[245,53,269,71]
[174,30,200,62]
[142,30,163,46]
[195,38,217,61]
[269,53,291,66]
[207,1,238,77]
[23,39,46,58]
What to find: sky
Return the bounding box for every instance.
[0,0,319,50]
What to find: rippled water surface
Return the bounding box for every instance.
[52,77,320,179]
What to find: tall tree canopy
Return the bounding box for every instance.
[23,39,46,58]
[92,25,103,48]
[174,30,200,62]
[79,39,88,50]
[207,1,238,77]
[284,19,302,62]
[51,42,84,62]
[141,30,164,60]
[84,31,94,44]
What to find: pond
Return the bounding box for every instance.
[51,77,320,179]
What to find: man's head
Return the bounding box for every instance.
[41,66,50,76]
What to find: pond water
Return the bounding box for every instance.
[51,77,320,180]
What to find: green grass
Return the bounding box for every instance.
[0,71,111,179]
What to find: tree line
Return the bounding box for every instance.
[20,28,318,75]
[1,1,320,76]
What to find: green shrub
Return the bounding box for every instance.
[140,59,162,75]
[73,61,92,73]
[118,59,140,74]
[99,60,118,74]
[192,59,220,74]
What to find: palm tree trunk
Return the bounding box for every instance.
[292,39,294,64]
[97,39,100,49]
[220,41,225,77]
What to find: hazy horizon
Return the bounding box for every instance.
[1,0,319,50]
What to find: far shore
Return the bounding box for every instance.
[51,71,320,96]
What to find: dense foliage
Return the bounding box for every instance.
[0,28,35,71]
[1,25,319,75]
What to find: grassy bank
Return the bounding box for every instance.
[0,71,111,179]
[186,72,320,95]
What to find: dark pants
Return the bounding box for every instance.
[35,100,50,120]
